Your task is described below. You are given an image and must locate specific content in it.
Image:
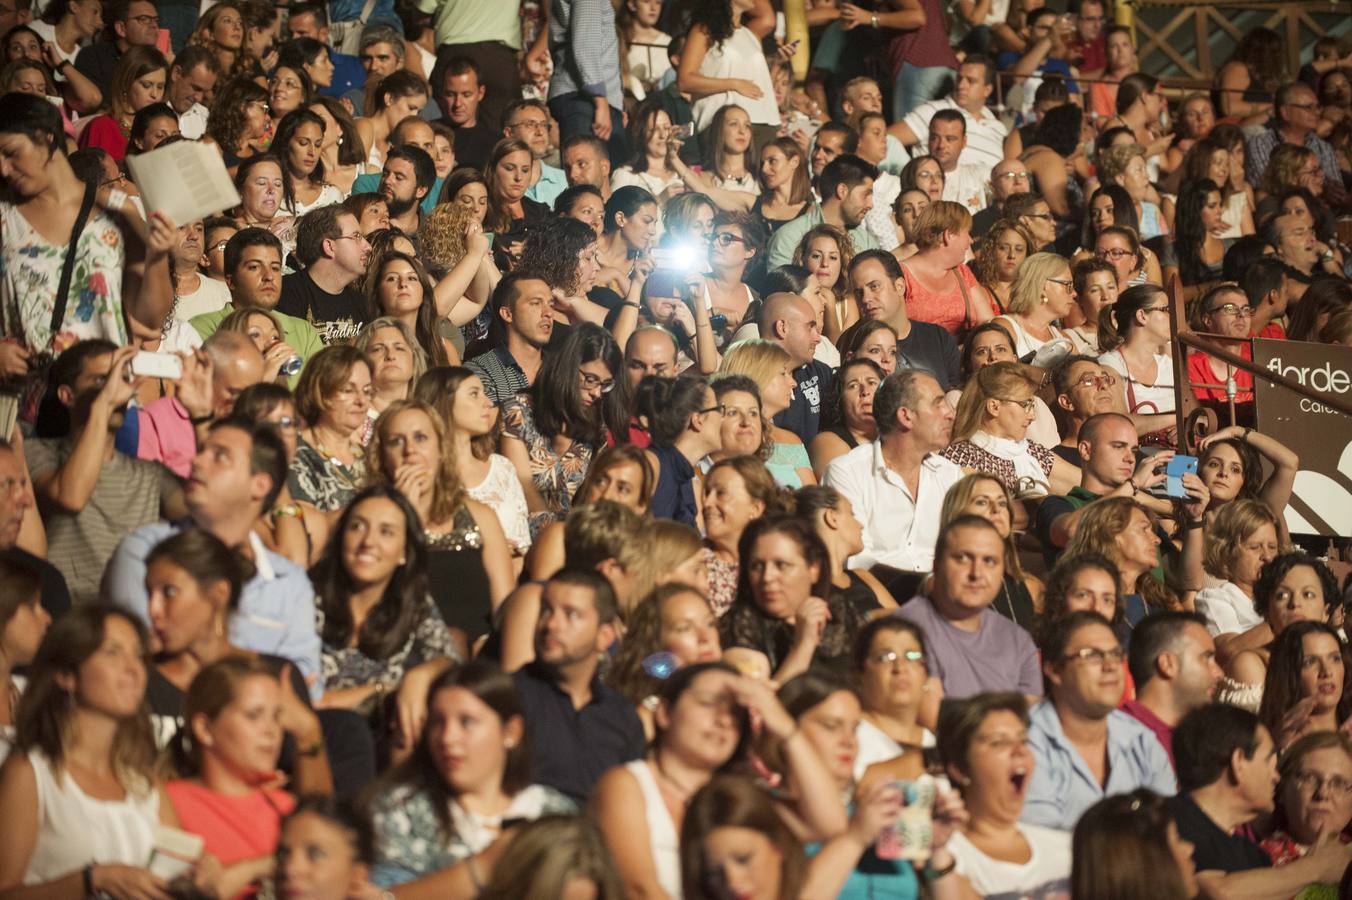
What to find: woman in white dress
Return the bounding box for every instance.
[677,0,780,145]
[0,607,199,890]
[1098,283,1178,438]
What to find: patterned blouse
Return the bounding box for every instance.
[704,547,738,618]
[720,589,875,678]
[287,437,366,512]
[320,597,461,703]
[368,781,576,885]
[941,439,1055,495]
[500,394,594,539]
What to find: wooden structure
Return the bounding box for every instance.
[1130,0,1352,82]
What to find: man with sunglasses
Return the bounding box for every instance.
[1022,610,1176,831]
[74,0,160,91]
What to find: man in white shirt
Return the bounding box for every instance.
[891,56,1007,171]
[166,45,220,140]
[929,110,989,215]
[823,368,963,576]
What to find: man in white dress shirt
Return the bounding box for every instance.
[823,369,963,580]
[890,56,1008,171]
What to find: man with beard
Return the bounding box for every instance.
[377,145,435,234]
[350,118,445,215]
[510,568,644,803]
[25,341,186,604]
[561,134,612,199]
[1123,612,1224,766]
[766,154,881,268]
[278,207,372,345]
[466,273,554,404]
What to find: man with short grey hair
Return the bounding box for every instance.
[824,368,964,582]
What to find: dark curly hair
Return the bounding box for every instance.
[517,216,599,296]
[1040,552,1124,627]
[1032,102,1083,158]
[207,76,269,154]
[679,0,736,46]
[1253,551,1339,620]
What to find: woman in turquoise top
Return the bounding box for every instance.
[717,339,816,488]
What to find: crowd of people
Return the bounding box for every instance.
[1,0,1352,897]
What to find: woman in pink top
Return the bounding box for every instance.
[897,201,996,337]
[167,656,309,897]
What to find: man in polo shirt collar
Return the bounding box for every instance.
[1170,704,1352,893]
[465,273,554,404]
[889,56,1008,171]
[824,369,963,582]
[1122,611,1222,766]
[1022,610,1176,830]
[511,568,645,803]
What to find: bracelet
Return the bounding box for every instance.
[297,736,325,757]
[188,412,213,425]
[924,856,957,880]
[621,300,641,309]
[871,12,880,27]
[1242,427,1252,442]
[1184,517,1206,530]
[271,503,303,521]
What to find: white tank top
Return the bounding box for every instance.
[23,749,161,883]
[625,760,683,898]
[1003,316,1066,359]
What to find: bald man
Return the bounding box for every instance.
[624,326,680,391]
[761,292,835,443]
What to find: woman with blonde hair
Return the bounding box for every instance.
[1196,498,1282,658]
[940,474,1043,628]
[368,397,512,622]
[974,219,1035,313]
[480,816,624,900]
[187,3,246,80]
[718,339,815,488]
[1062,496,1182,625]
[355,317,428,431]
[895,200,996,338]
[792,224,855,340]
[992,252,1075,359]
[943,362,1080,497]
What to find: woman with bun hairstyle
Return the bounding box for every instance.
[637,374,727,527]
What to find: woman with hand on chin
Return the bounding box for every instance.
[366,403,513,647]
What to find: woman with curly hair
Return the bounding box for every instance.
[1213,25,1283,125]
[974,219,1034,313]
[207,76,271,169]
[1259,143,1324,206]
[517,218,639,347]
[77,46,168,162]
[793,224,855,340]
[365,401,514,644]
[676,0,779,148]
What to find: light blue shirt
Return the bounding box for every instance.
[765,204,881,270]
[1021,699,1176,832]
[350,172,445,215]
[527,162,568,207]
[102,521,324,701]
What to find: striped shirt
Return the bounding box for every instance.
[902,97,1009,171]
[547,0,624,109]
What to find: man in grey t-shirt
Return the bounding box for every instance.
[895,515,1041,699]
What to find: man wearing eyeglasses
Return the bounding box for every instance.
[278,207,372,345]
[504,98,568,207]
[1244,82,1345,203]
[1186,284,1257,407]
[1021,610,1176,831]
[74,0,160,87]
[970,159,1031,237]
[1048,354,1122,466]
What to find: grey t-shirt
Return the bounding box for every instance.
[895,596,1042,699]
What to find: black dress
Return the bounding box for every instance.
[720,586,877,680]
[426,504,494,643]
[988,574,1037,632]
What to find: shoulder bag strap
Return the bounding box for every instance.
[358,0,378,25]
[47,180,98,347]
[952,266,973,333]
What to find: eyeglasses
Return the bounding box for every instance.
[1291,771,1352,796]
[866,649,926,666]
[128,14,159,26]
[1098,248,1137,260]
[709,232,746,246]
[996,396,1037,413]
[1074,372,1118,390]
[1064,646,1127,668]
[510,118,549,131]
[1046,278,1073,289]
[1207,303,1253,317]
[272,415,298,432]
[335,232,368,244]
[209,240,230,253]
[698,403,727,416]
[578,370,616,393]
[1285,102,1319,111]
[995,171,1030,180]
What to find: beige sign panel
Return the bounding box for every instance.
[1253,339,1352,537]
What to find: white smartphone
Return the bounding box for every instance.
[130,351,183,380]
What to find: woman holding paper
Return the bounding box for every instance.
[0,93,176,407]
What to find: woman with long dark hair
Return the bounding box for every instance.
[1213,26,1283,125]
[275,108,343,217]
[207,76,271,169]
[77,46,168,162]
[1071,790,1197,899]
[808,357,882,478]
[613,103,684,199]
[1259,621,1352,749]
[354,69,429,169]
[637,374,726,526]
[754,136,810,234]
[0,557,49,766]
[501,323,626,536]
[366,661,575,884]
[596,185,660,298]
[1175,178,1231,296]
[1097,284,1177,432]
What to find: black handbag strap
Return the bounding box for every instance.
[47,180,98,346]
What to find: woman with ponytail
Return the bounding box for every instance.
[1096,284,1177,437]
[636,374,727,526]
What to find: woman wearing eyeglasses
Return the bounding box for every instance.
[703,211,765,341]
[501,323,625,538]
[992,252,1074,360]
[1093,224,1162,288]
[268,65,313,134]
[1097,283,1177,436]
[1186,283,1255,408]
[850,616,937,776]
[942,361,1081,498]
[1260,732,1352,874]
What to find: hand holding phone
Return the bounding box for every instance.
[1166,455,1199,499]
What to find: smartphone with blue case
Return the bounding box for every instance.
[1166,455,1198,498]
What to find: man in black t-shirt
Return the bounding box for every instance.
[843,250,960,390]
[434,56,498,172]
[278,207,371,345]
[762,293,834,443]
[1170,704,1351,894]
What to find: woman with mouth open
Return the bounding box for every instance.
[1258,621,1352,751]
[593,661,847,900]
[938,692,1073,897]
